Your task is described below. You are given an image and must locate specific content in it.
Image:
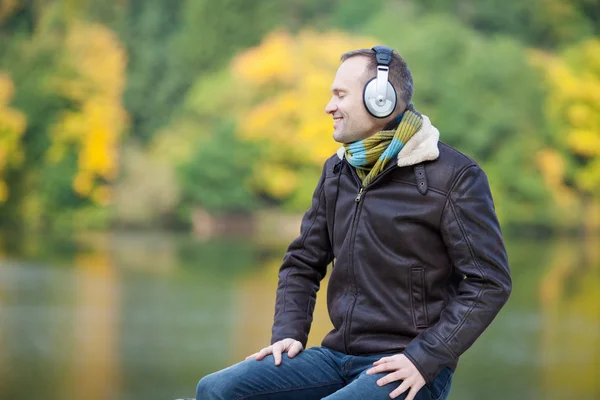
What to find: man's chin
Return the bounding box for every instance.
[332,130,347,144]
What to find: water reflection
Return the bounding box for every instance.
[66,245,120,399]
[232,258,333,362]
[540,238,600,399]
[0,232,598,400]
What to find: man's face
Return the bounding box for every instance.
[325,56,391,144]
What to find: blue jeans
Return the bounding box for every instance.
[196,346,453,400]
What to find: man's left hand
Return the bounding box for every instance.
[366,354,426,400]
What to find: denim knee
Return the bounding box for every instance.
[196,371,233,400]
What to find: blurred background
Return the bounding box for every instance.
[0,0,599,399]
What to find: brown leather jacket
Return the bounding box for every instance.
[271,116,512,383]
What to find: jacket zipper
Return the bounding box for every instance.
[343,187,363,353]
[355,188,364,202]
[341,161,397,353]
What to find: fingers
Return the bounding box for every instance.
[255,346,272,360]
[373,356,393,365]
[389,379,412,399]
[368,354,426,399]
[272,342,283,366]
[248,339,304,365]
[376,370,407,387]
[367,362,401,375]
[391,378,425,400]
[405,384,421,400]
[287,341,303,358]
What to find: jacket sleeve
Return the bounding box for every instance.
[402,164,512,383]
[271,162,332,348]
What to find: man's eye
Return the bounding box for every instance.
[338,94,345,99]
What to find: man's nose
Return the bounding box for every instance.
[325,98,337,114]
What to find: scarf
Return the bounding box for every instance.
[344,104,423,187]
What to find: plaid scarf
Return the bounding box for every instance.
[344,104,423,187]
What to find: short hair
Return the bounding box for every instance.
[340,48,413,111]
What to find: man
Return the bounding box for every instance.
[196,46,512,400]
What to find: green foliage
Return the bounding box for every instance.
[414,0,597,48]
[1,0,599,234]
[117,0,290,143]
[329,0,386,30]
[0,2,127,231]
[114,0,390,144]
[0,6,75,228]
[177,121,260,216]
[115,0,186,144]
[362,6,551,229]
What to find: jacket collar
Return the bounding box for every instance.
[336,115,440,167]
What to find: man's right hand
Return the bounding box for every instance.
[244,338,304,366]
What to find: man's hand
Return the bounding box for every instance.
[366,354,426,400]
[244,338,304,366]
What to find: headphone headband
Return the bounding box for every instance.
[363,45,397,118]
[372,46,393,66]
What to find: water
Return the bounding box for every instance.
[0,231,598,400]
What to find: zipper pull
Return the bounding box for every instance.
[355,188,364,203]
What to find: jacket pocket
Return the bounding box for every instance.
[409,267,429,329]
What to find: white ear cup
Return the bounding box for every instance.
[363,78,397,118]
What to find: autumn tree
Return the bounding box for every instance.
[0,73,26,203]
[362,5,555,231]
[533,39,600,233]
[0,2,127,230]
[232,30,375,207]
[48,21,128,206]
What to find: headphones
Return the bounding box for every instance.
[363,45,397,118]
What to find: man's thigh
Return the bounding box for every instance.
[322,367,453,400]
[196,346,345,400]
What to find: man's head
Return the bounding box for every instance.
[325,47,413,144]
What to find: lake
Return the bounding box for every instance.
[0,231,598,399]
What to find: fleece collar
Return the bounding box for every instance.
[336,115,440,167]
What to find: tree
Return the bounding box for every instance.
[117,0,289,143]
[0,73,26,203]
[362,5,553,230]
[0,1,74,229]
[414,0,597,49]
[532,39,600,233]
[231,30,375,207]
[0,2,127,230]
[49,20,128,206]
[177,121,259,217]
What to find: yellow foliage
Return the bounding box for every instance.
[567,129,600,158]
[252,163,298,200]
[74,172,94,197]
[49,21,127,204]
[91,185,112,206]
[576,158,600,193]
[234,32,295,85]
[536,148,564,186]
[567,104,593,128]
[536,148,576,207]
[0,181,7,203]
[232,30,376,199]
[530,39,600,196]
[0,72,27,203]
